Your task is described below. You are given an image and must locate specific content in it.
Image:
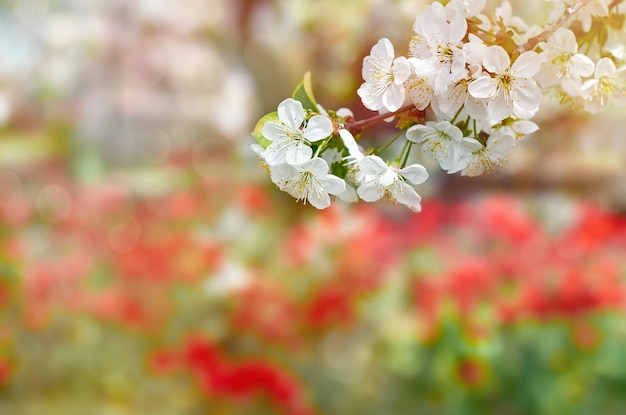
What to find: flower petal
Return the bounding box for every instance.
[277,98,305,131]
[261,122,288,142]
[483,46,510,73]
[357,180,384,202]
[511,51,541,78]
[382,83,406,112]
[321,175,347,196]
[359,155,388,176]
[308,191,331,210]
[394,183,422,212]
[400,164,429,185]
[303,115,333,142]
[286,142,312,165]
[468,76,497,99]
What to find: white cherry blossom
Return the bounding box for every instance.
[357,38,412,112]
[357,155,429,212]
[581,57,626,113]
[468,46,542,121]
[410,13,467,94]
[270,157,346,209]
[406,120,466,172]
[536,28,595,96]
[461,127,516,176]
[262,98,333,166]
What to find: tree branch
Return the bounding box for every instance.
[515,0,594,54]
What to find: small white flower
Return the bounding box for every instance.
[357,155,429,212]
[404,57,436,110]
[446,0,486,18]
[410,13,468,94]
[461,127,516,176]
[262,98,333,166]
[406,120,466,172]
[468,46,542,121]
[270,157,346,209]
[536,28,595,96]
[581,58,626,113]
[434,64,487,120]
[357,38,412,112]
[508,119,539,139]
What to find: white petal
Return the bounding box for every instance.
[512,120,539,136]
[286,142,313,165]
[339,129,358,151]
[571,54,595,78]
[335,183,358,203]
[322,175,347,196]
[595,57,616,78]
[379,168,397,187]
[550,28,577,53]
[277,98,305,131]
[510,51,541,78]
[301,157,330,176]
[392,57,411,84]
[448,15,468,44]
[269,163,297,185]
[488,128,515,153]
[373,38,395,62]
[488,93,513,121]
[261,122,288,142]
[406,123,434,143]
[400,164,429,185]
[358,82,384,111]
[512,79,542,111]
[308,191,331,209]
[483,46,510,73]
[382,83,406,112]
[303,115,333,142]
[404,76,434,110]
[357,180,385,202]
[359,155,388,176]
[394,183,422,212]
[468,76,497,98]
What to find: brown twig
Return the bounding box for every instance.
[343,104,418,135]
[515,0,594,54]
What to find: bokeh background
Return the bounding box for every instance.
[1,0,626,414]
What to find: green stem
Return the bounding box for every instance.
[450,106,465,125]
[376,129,406,155]
[313,136,332,158]
[401,141,413,168]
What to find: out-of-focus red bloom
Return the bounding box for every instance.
[181,336,315,415]
[456,357,487,387]
[557,203,626,256]
[305,282,355,329]
[474,196,541,245]
[231,282,301,348]
[90,289,152,329]
[0,359,11,386]
[238,184,272,215]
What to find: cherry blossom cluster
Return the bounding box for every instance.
[252,0,626,211]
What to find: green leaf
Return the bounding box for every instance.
[251,111,278,148]
[291,71,318,112]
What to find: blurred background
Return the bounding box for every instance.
[1,0,626,414]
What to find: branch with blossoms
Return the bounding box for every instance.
[251,0,626,212]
